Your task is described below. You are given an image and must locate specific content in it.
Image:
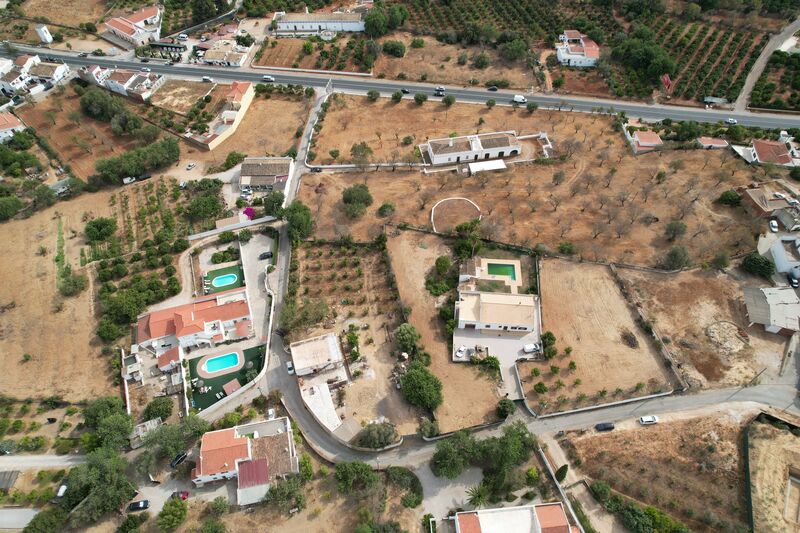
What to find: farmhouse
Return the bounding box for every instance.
[741,186,791,218]
[419,131,522,166]
[743,286,800,335]
[697,136,729,149]
[273,11,366,36]
[625,127,663,154]
[185,81,255,150]
[0,112,25,142]
[239,157,294,192]
[201,40,250,67]
[733,138,799,167]
[191,417,299,505]
[456,291,539,333]
[135,287,253,350]
[556,30,600,67]
[103,5,163,47]
[453,502,576,533]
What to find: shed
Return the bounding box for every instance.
[467,159,506,175]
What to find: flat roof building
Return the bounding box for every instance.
[453,503,577,533]
[288,332,344,377]
[743,286,800,335]
[420,131,522,166]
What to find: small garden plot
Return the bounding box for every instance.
[150,80,217,116]
[0,398,85,456]
[567,413,749,532]
[519,260,673,415]
[255,36,374,73]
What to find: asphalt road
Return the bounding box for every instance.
[9,45,800,129]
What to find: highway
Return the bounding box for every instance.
[9,45,800,130]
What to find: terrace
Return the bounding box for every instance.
[188,345,265,411]
[203,264,245,295]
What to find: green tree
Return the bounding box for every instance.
[143,397,173,422]
[555,464,569,482]
[526,102,538,113]
[382,40,406,57]
[64,447,137,525]
[496,399,516,418]
[199,519,226,533]
[442,94,456,106]
[96,413,133,450]
[414,93,428,105]
[486,99,496,109]
[742,251,775,278]
[394,323,421,353]
[262,190,285,217]
[660,246,691,270]
[364,8,388,38]
[717,190,741,206]
[350,142,373,166]
[22,507,68,533]
[299,453,313,482]
[430,430,477,478]
[342,184,373,208]
[191,0,217,24]
[467,483,489,508]
[84,396,126,429]
[208,496,229,517]
[665,220,687,241]
[335,461,379,493]
[157,497,187,531]
[186,195,222,221]
[400,362,443,410]
[711,250,730,270]
[353,422,398,449]
[264,476,305,512]
[0,196,24,221]
[391,91,403,103]
[367,89,380,101]
[285,200,313,241]
[499,38,528,61]
[387,4,409,29]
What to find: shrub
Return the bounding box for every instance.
[142,397,173,422]
[414,93,428,105]
[496,399,516,418]
[366,89,380,101]
[208,496,229,517]
[85,217,117,241]
[555,464,569,482]
[660,246,691,270]
[353,422,398,449]
[401,362,443,410]
[742,251,775,278]
[157,497,187,531]
[411,38,425,48]
[718,189,741,206]
[383,40,406,57]
[377,202,395,217]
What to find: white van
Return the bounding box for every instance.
[512,94,527,104]
[202,76,213,83]
[177,33,188,41]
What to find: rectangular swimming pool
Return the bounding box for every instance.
[204,352,239,373]
[487,263,516,280]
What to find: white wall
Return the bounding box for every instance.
[429,144,522,166]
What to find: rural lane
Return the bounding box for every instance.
[735,16,800,111]
[0,454,86,469]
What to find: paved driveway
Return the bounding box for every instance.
[0,508,38,530]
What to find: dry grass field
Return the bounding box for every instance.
[519,259,673,414]
[387,231,499,433]
[0,191,117,402]
[21,0,106,26]
[150,80,215,115]
[308,95,761,266]
[569,412,749,532]
[17,90,143,179]
[619,268,787,387]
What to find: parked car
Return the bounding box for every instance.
[455,345,467,359]
[258,251,273,260]
[165,61,173,66]
[202,76,213,83]
[122,177,136,185]
[127,501,150,512]
[788,274,799,288]
[140,58,150,63]
[512,94,527,103]
[638,415,659,425]
[310,167,322,173]
[522,343,539,354]
[140,67,151,72]
[286,361,295,375]
[594,422,615,432]
[770,219,779,232]
[267,408,277,420]
[262,75,275,82]
[170,451,188,468]
[434,88,445,97]
[487,85,498,91]
[186,163,196,171]
[77,52,88,57]
[726,118,738,125]
[170,491,189,500]
[400,88,410,94]
[177,33,189,41]
[179,181,188,189]
[774,192,786,199]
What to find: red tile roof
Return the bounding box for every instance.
[563,30,582,39]
[698,136,728,147]
[235,320,251,338]
[456,512,482,533]
[753,139,792,165]
[137,295,250,341]
[223,378,242,396]
[227,81,252,103]
[634,130,663,145]
[582,37,600,58]
[126,5,160,24]
[14,55,31,67]
[534,503,571,533]
[157,347,180,369]
[237,458,269,489]
[0,112,23,131]
[194,428,249,477]
[105,18,138,37]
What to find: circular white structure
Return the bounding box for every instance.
[430,197,482,233]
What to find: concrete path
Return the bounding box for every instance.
[735,17,800,111]
[0,454,85,469]
[0,508,39,530]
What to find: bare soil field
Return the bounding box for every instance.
[568,412,749,532]
[431,198,481,233]
[749,416,800,533]
[619,268,787,388]
[291,242,419,435]
[185,95,311,171]
[150,80,215,115]
[310,95,759,266]
[254,37,366,73]
[374,33,533,90]
[519,260,673,414]
[387,231,498,433]
[553,66,616,99]
[22,0,105,26]
[0,191,117,402]
[17,90,142,179]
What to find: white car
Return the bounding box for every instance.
[639,415,659,425]
[455,345,467,359]
[523,343,539,354]
[726,118,738,125]
[286,361,295,375]
[185,163,196,171]
[774,192,786,199]
[770,220,779,232]
[122,177,136,185]
[262,75,275,82]
[140,67,151,72]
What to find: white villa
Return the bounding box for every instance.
[453,503,577,533]
[239,157,294,192]
[273,11,366,36]
[419,131,522,166]
[191,418,299,505]
[104,5,163,47]
[556,30,600,67]
[0,112,26,142]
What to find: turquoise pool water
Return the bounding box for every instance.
[204,352,239,373]
[487,263,516,280]
[211,273,238,288]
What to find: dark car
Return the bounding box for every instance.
[434,89,445,97]
[140,58,150,63]
[789,274,799,288]
[170,451,188,468]
[594,422,615,432]
[400,88,410,94]
[488,85,498,91]
[127,500,150,512]
[258,251,273,260]
[310,167,322,173]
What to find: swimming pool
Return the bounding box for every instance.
[211,273,238,288]
[487,263,516,280]
[203,352,239,373]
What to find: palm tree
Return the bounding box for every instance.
[467,483,489,509]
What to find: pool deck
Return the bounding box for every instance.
[465,258,522,294]
[194,349,245,379]
[203,264,245,295]
[188,344,266,411]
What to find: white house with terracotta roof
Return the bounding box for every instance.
[0,112,25,142]
[556,30,600,67]
[135,287,253,351]
[419,131,522,166]
[185,81,254,151]
[0,55,41,94]
[273,11,366,36]
[453,502,578,533]
[77,65,112,86]
[696,136,729,149]
[104,5,163,47]
[733,138,799,167]
[201,39,251,67]
[239,157,294,192]
[624,125,664,154]
[102,68,165,101]
[191,417,299,505]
